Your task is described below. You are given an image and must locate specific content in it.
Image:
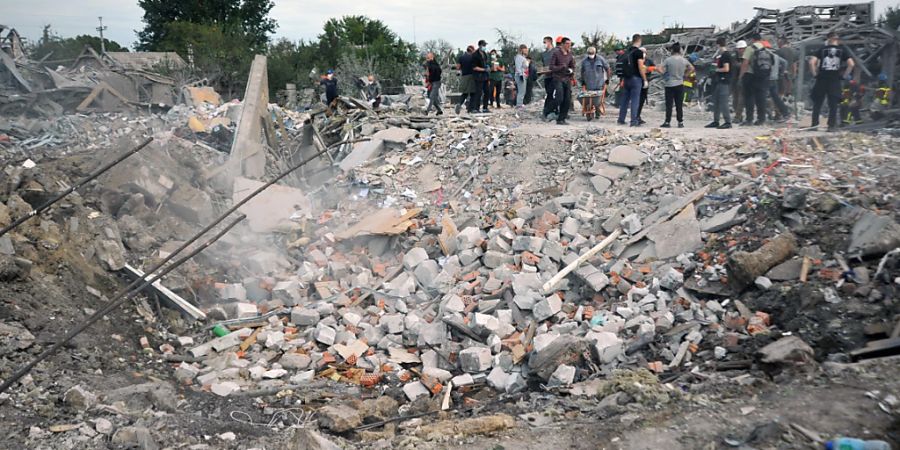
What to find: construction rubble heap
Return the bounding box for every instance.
[2,15,900,450]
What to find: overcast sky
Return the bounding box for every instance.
[6,0,893,50]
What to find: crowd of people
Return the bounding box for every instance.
[315,30,888,132]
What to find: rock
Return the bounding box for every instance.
[700,205,747,233]
[848,212,900,258]
[512,272,542,294]
[586,331,623,364]
[483,250,514,269]
[414,260,440,287]
[528,335,589,381]
[659,268,684,291]
[210,381,240,397]
[459,347,492,372]
[757,336,815,366]
[533,294,562,321]
[782,187,808,210]
[93,418,113,435]
[486,367,509,390]
[755,276,773,290]
[607,145,647,168]
[620,214,642,235]
[647,204,702,260]
[291,307,320,326]
[589,161,631,180]
[111,426,159,450]
[317,404,363,433]
[289,428,342,450]
[316,326,336,345]
[0,255,26,281]
[63,385,97,411]
[590,176,612,195]
[94,239,126,271]
[403,247,429,269]
[766,258,803,281]
[548,364,576,387]
[339,139,385,172]
[373,127,418,145]
[280,352,312,369]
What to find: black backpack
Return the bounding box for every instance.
[615,52,628,78]
[751,45,774,78]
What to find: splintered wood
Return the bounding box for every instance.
[335,208,421,240]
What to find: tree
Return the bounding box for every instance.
[30,25,126,62]
[493,28,524,70]
[315,16,418,91]
[879,5,900,30]
[580,29,619,54]
[155,22,252,98]
[136,0,277,52]
[419,39,455,59]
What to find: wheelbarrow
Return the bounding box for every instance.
[577,86,607,121]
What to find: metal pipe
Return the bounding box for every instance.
[0,143,333,394]
[0,137,154,238]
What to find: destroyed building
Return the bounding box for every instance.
[1,6,900,449]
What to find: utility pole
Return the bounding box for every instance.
[96,16,107,54]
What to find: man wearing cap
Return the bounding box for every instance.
[321,69,339,106]
[548,37,576,125]
[731,40,747,123]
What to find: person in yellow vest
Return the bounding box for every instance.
[873,74,892,112]
[839,79,863,126]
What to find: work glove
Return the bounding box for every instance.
[643,80,649,89]
[567,68,574,74]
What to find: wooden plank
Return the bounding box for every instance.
[850,337,900,361]
[122,264,206,321]
[335,208,422,240]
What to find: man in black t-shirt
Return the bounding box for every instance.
[617,34,648,127]
[472,40,491,113]
[808,32,855,131]
[706,37,733,129]
[456,46,477,114]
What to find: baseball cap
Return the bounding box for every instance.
[327,69,334,74]
[736,40,747,49]
[555,35,564,44]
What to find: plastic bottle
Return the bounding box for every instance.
[824,438,892,450]
[211,324,229,337]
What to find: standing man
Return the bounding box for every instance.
[424,52,443,115]
[768,52,790,121]
[739,33,773,125]
[809,31,854,131]
[321,69,339,107]
[364,74,382,109]
[658,43,693,128]
[456,45,477,114]
[541,36,558,120]
[548,37,576,125]
[731,40,747,123]
[618,34,647,127]
[706,37,733,129]
[514,44,529,112]
[579,46,610,119]
[776,36,797,97]
[525,56,537,105]
[473,40,491,113]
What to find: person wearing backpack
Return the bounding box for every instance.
[809,31,855,131]
[617,34,647,127]
[739,33,773,125]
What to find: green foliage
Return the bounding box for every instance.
[156,22,252,98]
[136,0,277,52]
[580,29,620,54]
[314,15,419,90]
[879,5,900,30]
[30,25,126,62]
[266,38,320,95]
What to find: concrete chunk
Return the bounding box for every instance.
[607,145,647,168]
[458,347,492,372]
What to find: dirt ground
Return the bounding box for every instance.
[1,96,898,449]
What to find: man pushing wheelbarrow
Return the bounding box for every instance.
[579,46,611,121]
